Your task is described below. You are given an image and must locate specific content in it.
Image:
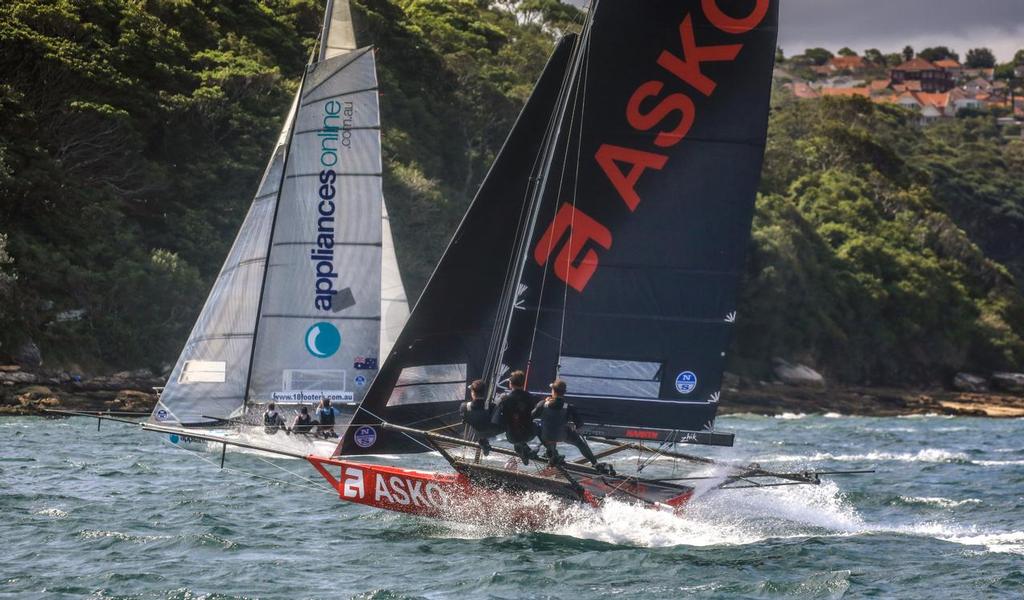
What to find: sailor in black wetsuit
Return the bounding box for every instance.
[491,370,537,465]
[533,379,610,473]
[263,402,287,435]
[315,398,338,438]
[459,379,503,455]
[291,406,314,435]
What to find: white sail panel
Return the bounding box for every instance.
[319,0,357,61]
[152,139,288,424]
[248,48,383,407]
[380,200,409,358]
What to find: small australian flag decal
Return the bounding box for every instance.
[354,356,378,370]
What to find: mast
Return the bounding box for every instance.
[483,7,596,395]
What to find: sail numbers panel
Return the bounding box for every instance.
[248,48,383,407]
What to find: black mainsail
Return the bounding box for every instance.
[340,0,778,455]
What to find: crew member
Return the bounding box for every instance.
[492,370,536,464]
[533,379,611,473]
[315,397,338,438]
[460,379,503,455]
[291,406,314,435]
[263,402,287,435]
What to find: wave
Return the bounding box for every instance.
[774,412,808,420]
[897,496,981,508]
[754,449,968,464]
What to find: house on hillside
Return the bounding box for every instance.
[889,91,955,123]
[821,87,870,98]
[961,67,995,81]
[890,58,955,92]
[947,88,982,114]
[964,77,994,95]
[827,55,867,73]
[933,58,962,79]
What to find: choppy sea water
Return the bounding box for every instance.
[2,414,1022,599]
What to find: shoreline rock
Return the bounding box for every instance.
[1,366,1022,419]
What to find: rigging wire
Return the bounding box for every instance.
[525,17,594,371]
[162,439,335,496]
[555,24,594,368]
[481,28,586,392]
[488,5,597,389]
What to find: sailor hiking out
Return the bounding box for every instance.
[291,406,314,435]
[460,379,504,455]
[263,402,288,435]
[315,397,338,438]
[533,380,611,473]
[492,370,537,464]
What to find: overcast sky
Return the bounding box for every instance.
[564,1,1024,61]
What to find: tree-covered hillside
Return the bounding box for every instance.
[0,0,1021,386]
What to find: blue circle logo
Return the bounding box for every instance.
[305,322,341,358]
[156,409,168,421]
[354,375,367,387]
[354,426,377,448]
[675,371,697,394]
[169,434,180,444]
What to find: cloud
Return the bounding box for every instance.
[561,0,1024,62]
[779,0,1024,61]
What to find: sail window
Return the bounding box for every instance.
[558,356,661,399]
[179,361,227,384]
[386,363,467,407]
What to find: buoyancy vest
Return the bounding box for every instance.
[539,400,570,443]
[293,414,313,433]
[462,401,494,431]
[318,407,335,426]
[263,410,283,434]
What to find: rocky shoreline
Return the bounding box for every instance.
[2,364,1023,419]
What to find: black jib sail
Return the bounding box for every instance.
[341,0,778,455]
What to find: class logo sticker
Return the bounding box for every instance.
[354,426,377,448]
[354,375,367,387]
[305,322,341,358]
[675,371,697,394]
[155,409,169,421]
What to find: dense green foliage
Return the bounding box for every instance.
[738,94,1024,384]
[0,1,1022,386]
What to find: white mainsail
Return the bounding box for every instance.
[152,0,407,425]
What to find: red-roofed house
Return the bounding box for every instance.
[933,58,962,79]
[890,58,954,92]
[827,55,867,73]
[821,87,871,98]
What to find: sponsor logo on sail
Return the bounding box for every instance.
[305,322,342,358]
[309,100,355,314]
[354,375,367,387]
[675,371,697,394]
[353,426,377,448]
[533,0,771,292]
[155,409,168,421]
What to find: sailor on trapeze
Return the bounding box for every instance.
[460,379,504,455]
[534,379,613,474]
[492,370,537,464]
